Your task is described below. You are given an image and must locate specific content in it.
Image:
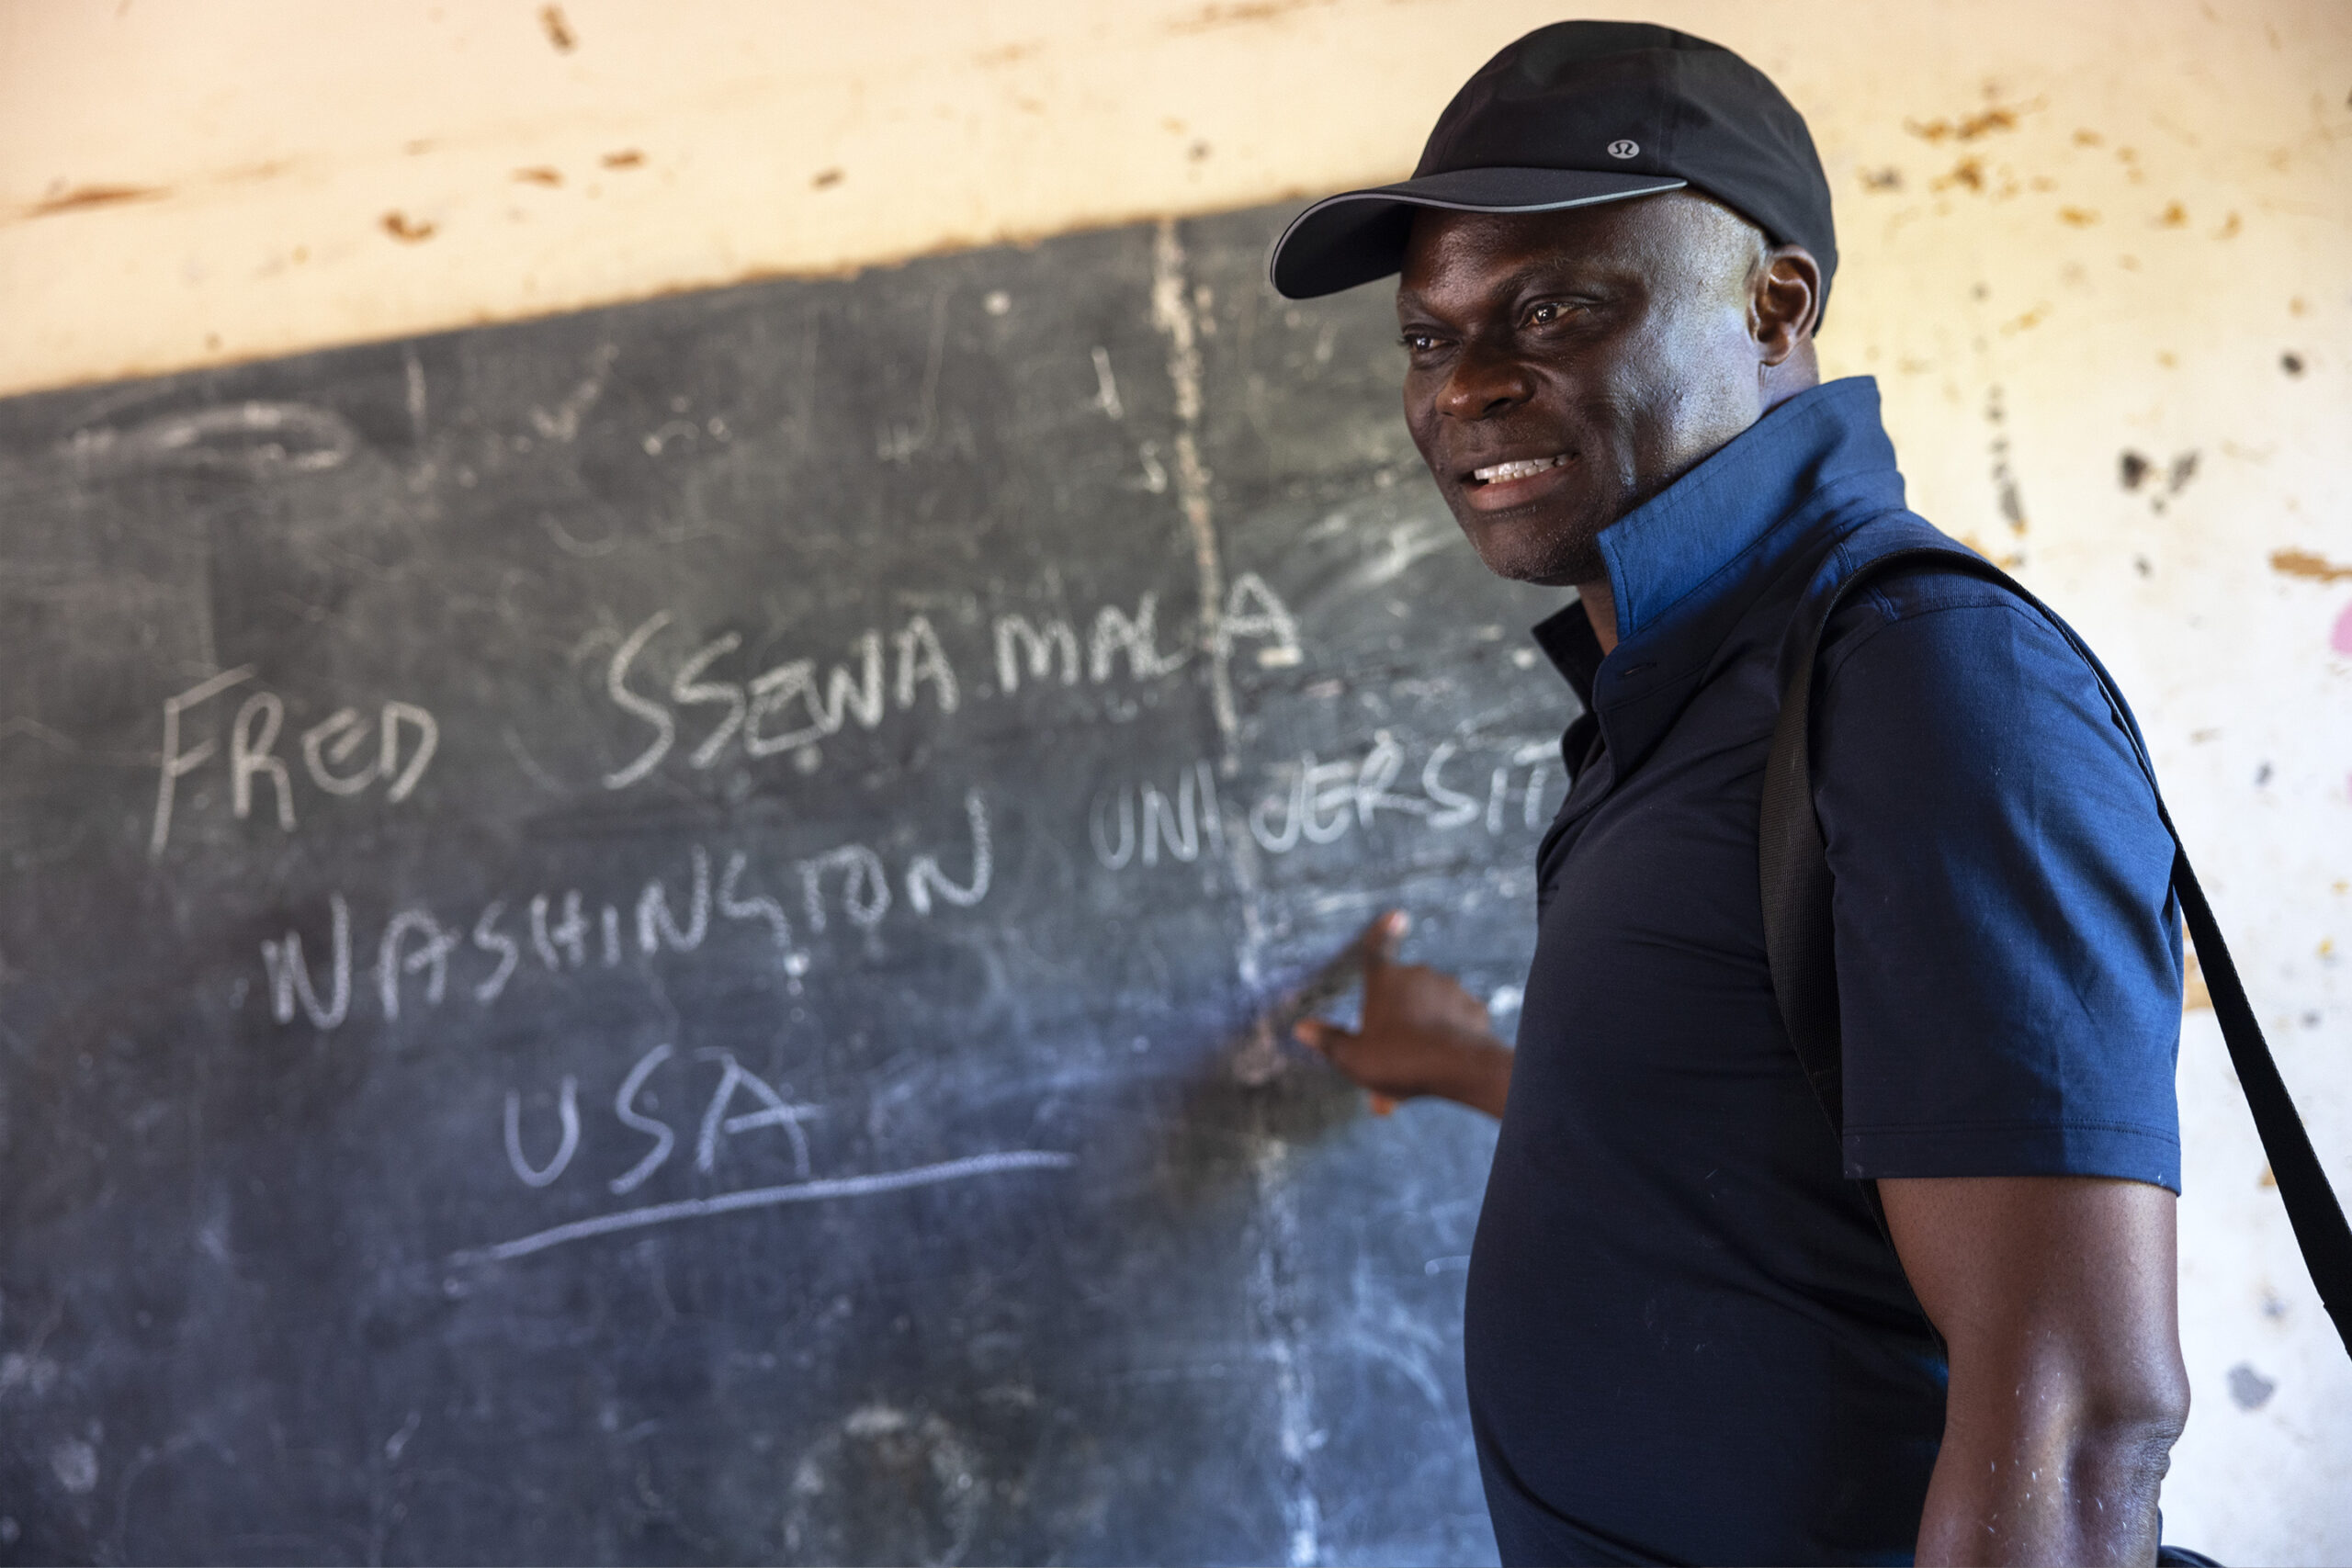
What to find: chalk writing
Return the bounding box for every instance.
[1091,761,1227,869]
[477,1048,1071,1263]
[602,611,962,788]
[504,1076,580,1188]
[457,1151,1076,1265]
[600,575,1300,788]
[1089,734,1559,871]
[255,792,994,1031]
[152,671,438,856]
[610,1042,676,1195]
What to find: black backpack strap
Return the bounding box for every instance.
[1758,542,2352,1359]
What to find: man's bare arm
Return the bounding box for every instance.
[1882,1175,2189,1566]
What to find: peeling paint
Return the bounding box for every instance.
[1905,103,2029,141]
[25,183,169,219]
[2268,547,2352,583]
[1168,0,1333,33]
[1933,157,1986,192]
[2227,1362,2278,1411]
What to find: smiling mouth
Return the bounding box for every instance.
[1467,454,1571,486]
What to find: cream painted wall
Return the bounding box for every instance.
[6,0,2349,1558]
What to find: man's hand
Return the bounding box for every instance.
[1883,1175,2189,1566]
[1293,911,1514,1120]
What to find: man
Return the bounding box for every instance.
[1272,23,2191,1567]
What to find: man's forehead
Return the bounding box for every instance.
[1396,206,1649,300]
[1396,194,1757,302]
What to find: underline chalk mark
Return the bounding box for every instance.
[452,1149,1075,1264]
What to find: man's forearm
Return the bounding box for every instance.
[1883,1176,2188,1568]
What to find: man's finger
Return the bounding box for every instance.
[1355,908,1409,970]
[1293,1018,1352,1055]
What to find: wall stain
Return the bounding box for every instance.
[1860,166,1903,192]
[1984,385,2028,543]
[538,5,576,51]
[19,164,288,224]
[2119,449,2199,513]
[2226,1362,2278,1411]
[2059,206,2099,226]
[601,150,645,170]
[381,210,436,243]
[513,167,563,186]
[219,160,291,185]
[2268,547,2352,583]
[26,184,170,219]
[2280,352,2305,376]
[1932,157,1985,193]
[973,40,1041,66]
[811,169,844,189]
[1167,0,1333,34]
[1905,104,2029,141]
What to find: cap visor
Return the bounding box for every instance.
[1266,167,1686,299]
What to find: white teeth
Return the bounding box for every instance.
[1473,455,1567,483]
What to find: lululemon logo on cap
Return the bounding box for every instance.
[1607,139,1639,159]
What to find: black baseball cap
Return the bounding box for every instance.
[1267,21,1838,320]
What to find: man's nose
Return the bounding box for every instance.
[1437,342,1536,422]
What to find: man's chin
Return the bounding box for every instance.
[1449,506,1606,588]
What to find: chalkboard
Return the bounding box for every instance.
[0,200,1577,1565]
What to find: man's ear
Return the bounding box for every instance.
[1752,246,1822,367]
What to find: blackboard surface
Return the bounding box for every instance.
[0,201,1577,1565]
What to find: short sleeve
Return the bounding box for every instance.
[1812,586,2184,1191]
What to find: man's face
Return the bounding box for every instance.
[1396,193,1777,587]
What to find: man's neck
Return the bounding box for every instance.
[1577,581,1620,654]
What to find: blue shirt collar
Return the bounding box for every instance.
[1600,377,1902,645]
[1532,377,1909,773]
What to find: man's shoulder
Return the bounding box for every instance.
[1814,517,2075,686]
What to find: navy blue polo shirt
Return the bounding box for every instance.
[1464,378,2183,1566]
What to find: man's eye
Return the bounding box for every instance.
[1399,333,1442,353]
[1528,302,1566,326]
